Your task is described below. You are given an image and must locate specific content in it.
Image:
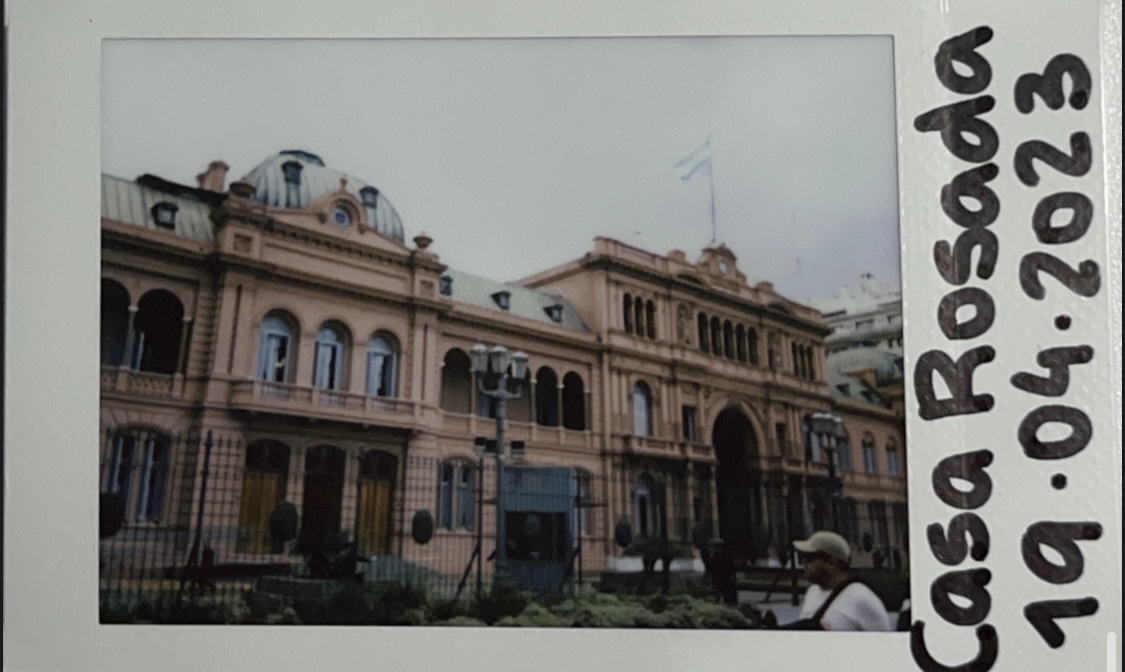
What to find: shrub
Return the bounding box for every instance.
[467,584,534,625]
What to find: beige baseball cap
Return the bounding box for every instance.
[792,531,851,564]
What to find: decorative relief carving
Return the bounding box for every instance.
[233,234,253,253]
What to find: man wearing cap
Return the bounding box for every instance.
[783,530,893,631]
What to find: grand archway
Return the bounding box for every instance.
[712,407,763,559]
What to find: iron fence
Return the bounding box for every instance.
[98,427,909,621]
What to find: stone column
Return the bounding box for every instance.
[174,315,192,374]
[121,304,139,369]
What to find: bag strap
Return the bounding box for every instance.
[812,578,859,623]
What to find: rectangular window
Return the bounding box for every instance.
[136,440,168,521]
[572,471,591,537]
[438,463,454,529]
[775,423,789,456]
[456,466,476,530]
[835,441,852,472]
[863,444,878,473]
[681,406,697,442]
[887,449,900,476]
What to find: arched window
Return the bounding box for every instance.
[623,293,634,333]
[723,320,735,359]
[437,460,477,530]
[562,372,586,431]
[632,381,653,437]
[237,440,290,553]
[104,428,171,524]
[131,289,185,374]
[365,333,398,398]
[535,366,560,427]
[747,328,760,366]
[101,279,130,366]
[634,296,645,338]
[735,325,746,362]
[885,439,901,476]
[710,317,722,357]
[645,301,656,339]
[697,313,710,353]
[634,473,659,539]
[258,313,297,384]
[862,434,878,473]
[313,323,349,391]
[440,349,472,413]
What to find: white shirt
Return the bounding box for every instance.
[796,582,893,631]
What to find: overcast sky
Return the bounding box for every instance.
[102,37,901,304]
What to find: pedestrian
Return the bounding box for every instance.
[781,530,892,631]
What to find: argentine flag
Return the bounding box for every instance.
[675,138,712,181]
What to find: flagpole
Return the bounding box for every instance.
[708,133,717,245]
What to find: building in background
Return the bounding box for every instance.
[99,150,908,592]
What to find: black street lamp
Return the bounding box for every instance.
[809,412,846,532]
[469,343,529,580]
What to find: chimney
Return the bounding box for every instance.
[195,160,230,192]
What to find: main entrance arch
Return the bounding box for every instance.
[712,407,763,559]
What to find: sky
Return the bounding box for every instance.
[102,37,901,304]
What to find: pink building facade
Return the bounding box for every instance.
[100,151,907,586]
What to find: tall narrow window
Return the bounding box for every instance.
[886,440,901,476]
[437,461,476,530]
[710,317,722,357]
[131,289,186,374]
[106,431,170,524]
[573,469,592,537]
[313,324,347,391]
[634,474,658,539]
[623,294,634,333]
[440,349,472,413]
[258,315,295,383]
[645,300,656,339]
[535,367,560,427]
[835,434,852,472]
[735,325,746,362]
[775,422,789,456]
[748,328,760,366]
[862,435,878,473]
[562,372,586,431]
[791,342,800,375]
[681,405,698,442]
[723,320,735,359]
[697,313,709,353]
[365,334,398,398]
[101,279,130,366]
[634,296,645,338]
[632,381,653,437]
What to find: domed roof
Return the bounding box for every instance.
[242,150,405,242]
[827,347,903,386]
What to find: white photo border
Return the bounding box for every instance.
[4,1,1120,671]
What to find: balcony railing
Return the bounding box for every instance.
[439,414,594,450]
[620,433,680,457]
[229,380,417,425]
[100,366,180,398]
